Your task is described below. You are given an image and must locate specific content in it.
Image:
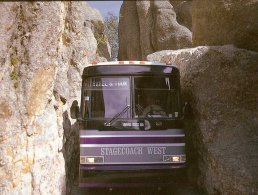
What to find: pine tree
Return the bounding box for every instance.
[104,12,119,60]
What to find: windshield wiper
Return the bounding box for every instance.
[136,104,144,114]
[104,105,130,126]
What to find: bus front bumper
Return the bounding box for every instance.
[79,164,186,188]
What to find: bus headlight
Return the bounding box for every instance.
[80,156,104,164]
[163,155,186,162]
[172,156,180,162]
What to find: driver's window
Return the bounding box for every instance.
[134,77,167,118]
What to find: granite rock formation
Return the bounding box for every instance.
[0,2,109,194]
[118,0,192,61]
[148,45,258,194]
[192,0,258,52]
[170,0,192,30]
[118,1,142,60]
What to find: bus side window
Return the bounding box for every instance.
[84,94,89,118]
[91,90,105,118]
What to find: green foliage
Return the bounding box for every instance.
[94,20,108,45]
[10,71,18,81]
[10,71,19,88]
[104,12,119,60]
[95,33,108,45]
[10,53,18,66]
[9,48,19,88]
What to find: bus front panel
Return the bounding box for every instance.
[79,73,185,187]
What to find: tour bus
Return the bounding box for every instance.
[71,61,186,188]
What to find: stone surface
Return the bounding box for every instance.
[148,45,258,194]
[170,0,192,30]
[192,0,258,52]
[118,1,142,60]
[151,1,192,51]
[83,3,111,61]
[118,0,192,61]
[0,2,109,194]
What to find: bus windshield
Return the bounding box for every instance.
[134,77,180,118]
[82,76,180,119]
[82,77,131,119]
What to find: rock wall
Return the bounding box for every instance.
[0,2,109,194]
[118,1,142,60]
[169,0,192,30]
[148,45,258,194]
[118,0,258,193]
[118,0,192,61]
[192,0,258,52]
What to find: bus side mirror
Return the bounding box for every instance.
[70,100,80,119]
[183,102,192,119]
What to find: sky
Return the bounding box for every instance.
[87,1,123,18]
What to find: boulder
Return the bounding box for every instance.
[151,0,192,51]
[84,2,111,61]
[118,1,142,60]
[118,0,192,60]
[148,45,258,194]
[192,0,258,52]
[0,2,108,194]
[170,0,192,30]
[136,1,155,60]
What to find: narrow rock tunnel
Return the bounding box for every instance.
[0,1,257,195]
[64,71,204,195]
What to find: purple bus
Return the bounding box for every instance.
[71,61,186,188]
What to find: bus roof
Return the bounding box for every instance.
[83,61,179,77]
[87,61,175,67]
